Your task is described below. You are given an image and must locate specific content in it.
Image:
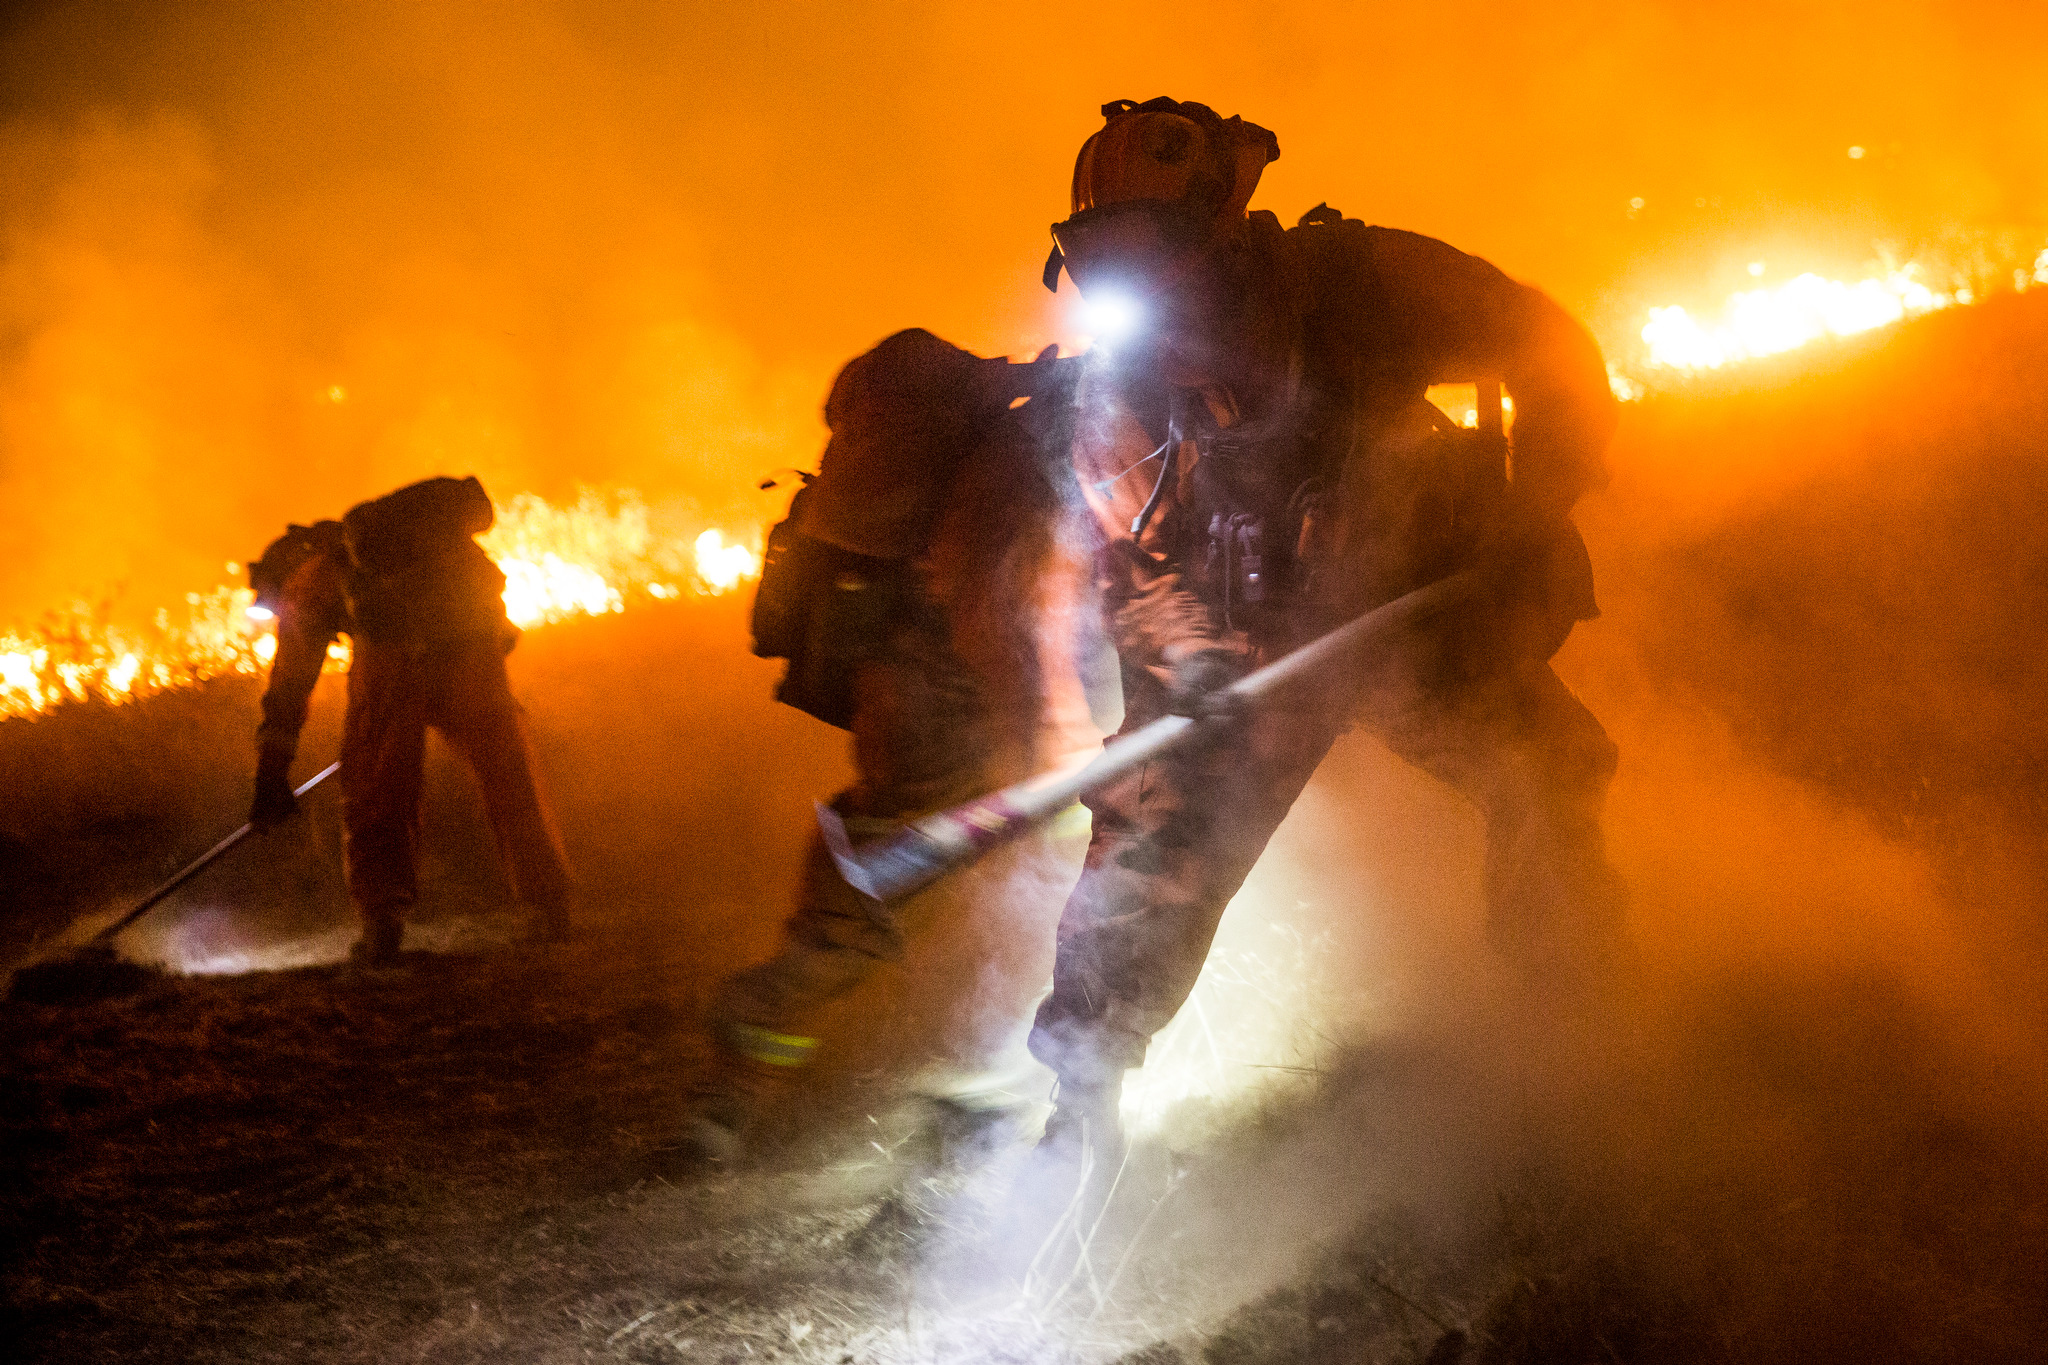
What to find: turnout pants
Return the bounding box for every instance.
[709,618,992,1066]
[1028,613,1627,1086]
[340,638,572,936]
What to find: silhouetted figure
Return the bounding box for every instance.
[248,475,572,966]
[1030,98,1630,1164]
[683,330,1092,1161]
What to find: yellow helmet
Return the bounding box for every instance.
[1045,98,1279,293]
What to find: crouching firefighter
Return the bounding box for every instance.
[682,328,1093,1163]
[247,475,574,965]
[1027,98,1633,1167]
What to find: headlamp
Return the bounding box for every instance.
[1077,291,1144,345]
[247,558,286,621]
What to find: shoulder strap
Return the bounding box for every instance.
[1276,211,1400,488]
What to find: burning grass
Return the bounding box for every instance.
[1618,239,2048,383]
[0,487,761,723]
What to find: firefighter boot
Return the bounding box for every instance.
[908,1044,1053,1169]
[1004,1073,1130,1296]
[678,1022,818,1165]
[679,1056,782,1165]
[348,912,404,969]
[1037,1072,1127,1180]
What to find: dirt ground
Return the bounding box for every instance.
[6,912,2046,1364]
[8,299,2048,1362]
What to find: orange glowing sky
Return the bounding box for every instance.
[1,0,2043,622]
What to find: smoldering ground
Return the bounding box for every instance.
[6,297,2048,1362]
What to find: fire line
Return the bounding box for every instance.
[0,489,762,722]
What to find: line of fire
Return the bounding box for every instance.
[4,5,2047,1363]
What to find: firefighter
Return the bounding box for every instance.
[247,475,573,966]
[1028,99,1632,1164]
[681,329,1094,1163]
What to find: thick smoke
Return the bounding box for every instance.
[4,0,2043,623]
[0,2,829,626]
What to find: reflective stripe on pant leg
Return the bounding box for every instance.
[705,626,996,1058]
[718,1021,822,1067]
[707,820,902,1048]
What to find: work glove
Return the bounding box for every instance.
[250,750,298,831]
[1164,646,1249,721]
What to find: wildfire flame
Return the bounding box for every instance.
[1603,241,2048,392]
[1640,264,1958,371]
[0,489,762,722]
[14,244,2039,719]
[692,529,759,594]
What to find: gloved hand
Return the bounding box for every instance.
[250,751,298,831]
[1165,646,1248,720]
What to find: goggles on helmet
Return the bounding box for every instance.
[1047,199,1207,295]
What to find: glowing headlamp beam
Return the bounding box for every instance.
[1077,292,1144,344]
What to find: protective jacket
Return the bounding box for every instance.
[251,476,570,947]
[257,476,516,762]
[1073,209,1616,680]
[1031,212,1630,1088]
[342,475,513,648]
[255,534,351,766]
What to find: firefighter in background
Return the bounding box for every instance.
[1029,99,1631,1162]
[247,475,574,965]
[682,329,1093,1162]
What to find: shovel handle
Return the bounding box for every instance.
[823,568,1481,903]
[94,760,341,943]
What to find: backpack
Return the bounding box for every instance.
[747,330,1070,729]
[340,476,510,646]
[749,477,907,729]
[341,475,495,576]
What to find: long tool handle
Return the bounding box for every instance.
[94,761,342,943]
[819,568,1481,903]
